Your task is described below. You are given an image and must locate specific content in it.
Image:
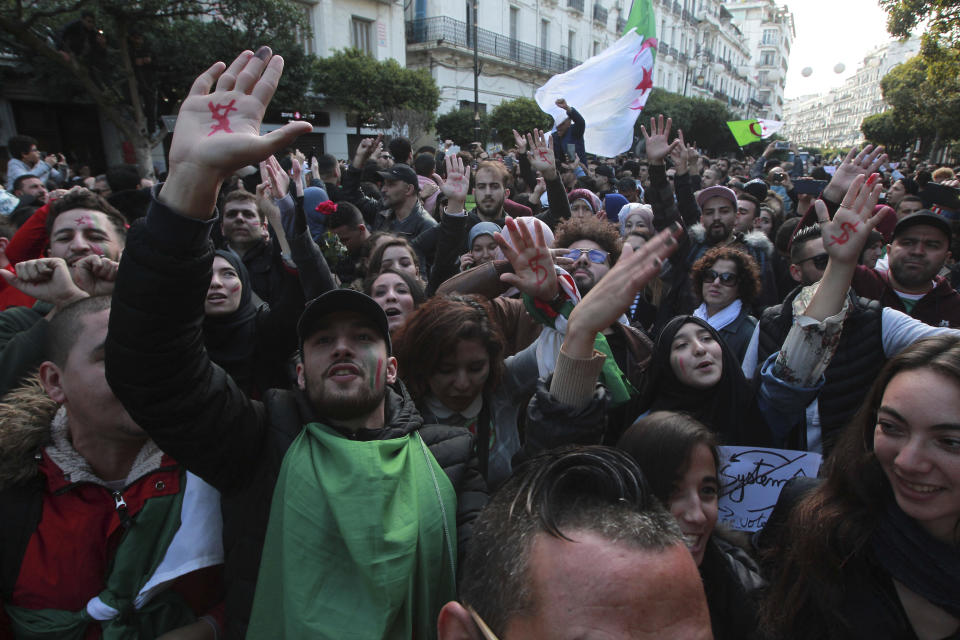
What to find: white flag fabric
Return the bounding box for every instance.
[758,119,784,138]
[535,29,656,158]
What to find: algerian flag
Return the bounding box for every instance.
[535,0,656,158]
[726,119,785,146]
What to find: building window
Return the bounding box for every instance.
[568,29,576,59]
[541,19,549,50]
[295,2,314,55]
[459,100,487,114]
[351,17,373,55]
[762,29,779,45]
[760,51,776,66]
[593,40,601,55]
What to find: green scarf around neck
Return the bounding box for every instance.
[246,422,458,639]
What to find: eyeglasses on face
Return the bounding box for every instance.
[566,248,609,264]
[705,269,738,286]
[795,253,829,270]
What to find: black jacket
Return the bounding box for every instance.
[106,196,487,639]
[757,286,883,452]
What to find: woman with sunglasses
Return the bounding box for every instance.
[690,247,762,362]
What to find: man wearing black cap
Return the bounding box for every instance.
[341,135,437,244]
[851,210,960,327]
[105,48,485,638]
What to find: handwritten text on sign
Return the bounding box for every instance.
[717,446,822,532]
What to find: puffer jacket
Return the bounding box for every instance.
[105,195,487,639]
[0,379,223,640]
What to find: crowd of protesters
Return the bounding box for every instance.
[0,46,958,639]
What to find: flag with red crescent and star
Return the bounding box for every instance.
[534,0,656,157]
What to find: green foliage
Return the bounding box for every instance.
[879,54,960,152]
[436,108,488,146]
[314,48,439,131]
[637,89,736,155]
[880,0,959,55]
[860,111,914,154]
[0,0,319,175]
[488,98,552,147]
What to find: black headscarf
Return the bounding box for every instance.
[639,315,771,446]
[203,250,259,394]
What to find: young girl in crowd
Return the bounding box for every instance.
[689,247,761,362]
[367,236,422,280]
[393,294,539,487]
[618,411,765,640]
[364,267,425,336]
[762,334,960,639]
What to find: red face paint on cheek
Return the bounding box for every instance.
[229,283,241,294]
[375,358,383,388]
[677,357,686,376]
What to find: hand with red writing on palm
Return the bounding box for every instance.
[160,47,312,218]
[816,173,883,266]
[526,129,557,180]
[495,216,558,302]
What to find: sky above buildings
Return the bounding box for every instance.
[780,0,912,99]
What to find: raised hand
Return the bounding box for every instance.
[159,47,312,217]
[823,145,887,204]
[563,224,683,357]
[353,134,383,169]
[555,98,569,111]
[495,216,558,302]
[71,255,119,297]
[816,173,883,265]
[512,129,527,156]
[0,257,87,308]
[441,153,471,213]
[290,157,304,197]
[640,114,679,165]
[669,129,692,175]
[526,129,556,179]
[262,155,290,198]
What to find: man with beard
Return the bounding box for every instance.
[550,216,654,421]
[685,185,777,308]
[851,211,960,327]
[425,147,569,291]
[0,188,124,395]
[105,48,486,638]
[341,135,437,244]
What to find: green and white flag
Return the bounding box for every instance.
[726,119,785,146]
[535,0,657,158]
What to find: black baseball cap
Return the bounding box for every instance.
[743,178,769,201]
[297,289,392,355]
[377,163,419,191]
[892,209,951,242]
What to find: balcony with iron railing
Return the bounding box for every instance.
[406,17,581,75]
[593,4,608,25]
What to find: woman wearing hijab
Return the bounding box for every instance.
[202,250,304,396]
[523,174,886,452]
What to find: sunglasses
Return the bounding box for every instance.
[566,248,608,264]
[705,269,739,286]
[795,253,829,270]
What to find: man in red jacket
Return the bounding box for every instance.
[851,211,960,327]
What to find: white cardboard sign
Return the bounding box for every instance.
[717,446,823,532]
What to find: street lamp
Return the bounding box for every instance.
[473,0,481,145]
